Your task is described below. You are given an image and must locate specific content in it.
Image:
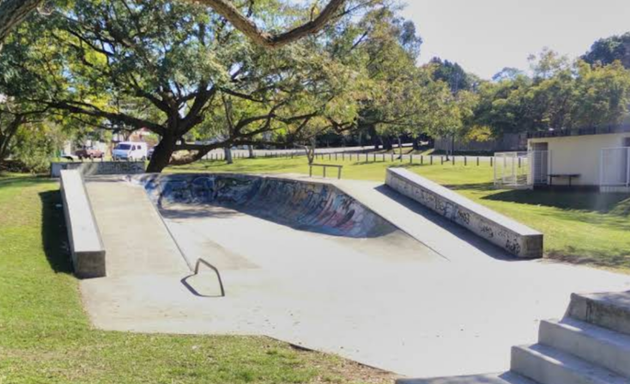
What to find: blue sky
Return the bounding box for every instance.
[402,0,630,79]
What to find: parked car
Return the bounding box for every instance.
[75,146,104,160]
[112,141,148,161]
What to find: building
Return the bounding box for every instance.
[527,126,630,192]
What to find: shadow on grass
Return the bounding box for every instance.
[39,190,74,274]
[445,182,496,192]
[0,175,52,189]
[483,189,630,214]
[547,250,630,271]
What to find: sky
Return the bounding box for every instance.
[403,0,630,79]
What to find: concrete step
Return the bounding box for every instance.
[396,372,538,384]
[567,292,630,336]
[539,318,630,377]
[511,344,629,384]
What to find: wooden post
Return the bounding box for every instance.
[441,156,444,165]
[391,153,394,162]
[477,157,480,166]
[465,156,467,166]
[421,155,424,165]
[430,156,433,165]
[490,157,494,167]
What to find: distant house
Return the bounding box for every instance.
[528,126,630,192]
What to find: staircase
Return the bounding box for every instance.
[398,291,630,384]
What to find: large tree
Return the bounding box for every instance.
[0,0,353,50]
[1,0,372,172]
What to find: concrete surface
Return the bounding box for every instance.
[567,291,630,336]
[80,174,630,379]
[397,372,537,384]
[511,343,628,384]
[386,168,543,258]
[59,170,106,278]
[418,289,630,383]
[51,161,145,178]
[539,318,630,377]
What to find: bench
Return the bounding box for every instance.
[60,170,106,278]
[548,173,581,186]
[309,163,343,179]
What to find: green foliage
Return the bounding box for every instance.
[429,58,474,93]
[474,49,630,136]
[583,32,630,68]
[9,121,64,173]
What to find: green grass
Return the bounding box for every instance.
[171,157,630,272]
[0,174,394,384]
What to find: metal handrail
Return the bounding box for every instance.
[141,181,225,297]
[195,258,226,297]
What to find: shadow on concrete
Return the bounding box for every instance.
[374,185,519,262]
[180,274,225,298]
[39,190,74,274]
[158,201,397,239]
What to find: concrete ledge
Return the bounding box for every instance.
[386,168,543,258]
[567,292,630,336]
[60,170,106,278]
[51,161,145,178]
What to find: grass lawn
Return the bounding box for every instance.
[0,174,395,384]
[171,157,630,272]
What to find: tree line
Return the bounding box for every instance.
[2,0,630,172]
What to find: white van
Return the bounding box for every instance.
[112,141,148,161]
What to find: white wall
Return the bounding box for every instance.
[529,133,630,186]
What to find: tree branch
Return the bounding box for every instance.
[190,0,346,48]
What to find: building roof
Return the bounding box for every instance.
[528,125,630,139]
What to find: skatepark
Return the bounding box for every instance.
[62,170,630,380]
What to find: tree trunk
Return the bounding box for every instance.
[397,136,403,159]
[0,114,25,166]
[383,136,393,151]
[224,146,233,164]
[146,135,177,173]
[248,145,255,158]
[412,137,420,150]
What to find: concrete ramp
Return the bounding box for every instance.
[84,178,189,277]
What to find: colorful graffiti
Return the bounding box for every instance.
[386,168,543,259]
[130,174,397,238]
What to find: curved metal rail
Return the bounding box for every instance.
[195,258,226,297]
